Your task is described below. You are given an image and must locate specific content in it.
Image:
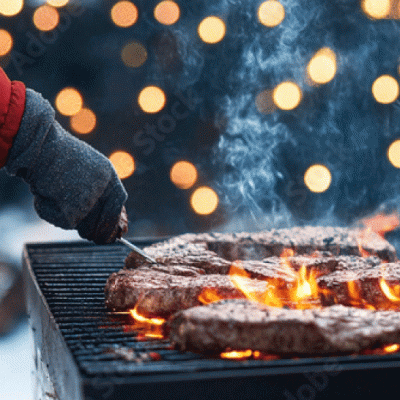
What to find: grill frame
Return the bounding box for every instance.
[23,239,400,400]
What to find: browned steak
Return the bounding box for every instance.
[105,253,400,313]
[126,227,397,269]
[168,300,400,355]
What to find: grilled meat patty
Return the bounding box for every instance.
[168,300,400,355]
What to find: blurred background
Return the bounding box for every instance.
[2,0,400,398]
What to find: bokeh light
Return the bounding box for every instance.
[111,1,138,28]
[109,151,135,180]
[273,81,302,110]
[33,5,60,32]
[0,0,24,16]
[55,88,83,116]
[154,1,180,25]
[372,75,399,104]
[304,164,332,193]
[138,86,166,113]
[388,140,400,168]
[198,16,226,44]
[70,108,97,135]
[190,186,219,215]
[170,161,198,189]
[361,0,391,19]
[121,41,147,68]
[258,0,285,27]
[255,90,276,114]
[0,30,13,56]
[47,0,69,7]
[307,47,337,85]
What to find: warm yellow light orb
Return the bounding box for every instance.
[307,47,337,85]
[361,0,391,19]
[138,86,166,113]
[258,0,285,27]
[33,5,60,31]
[109,151,135,180]
[198,16,226,44]
[190,186,219,215]
[304,164,332,193]
[70,108,97,135]
[273,81,302,110]
[372,75,399,104]
[170,161,198,189]
[0,0,24,16]
[388,140,400,168]
[0,30,13,56]
[121,42,147,68]
[154,1,180,25]
[111,1,138,28]
[55,88,83,116]
[47,0,69,7]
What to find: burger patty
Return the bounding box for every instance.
[168,300,400,355]
[105,253,399,314]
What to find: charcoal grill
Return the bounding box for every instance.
[23,239,400,400]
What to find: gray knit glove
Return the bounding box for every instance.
[5,89,128,244]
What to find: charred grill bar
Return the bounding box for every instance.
[23,240,400,400]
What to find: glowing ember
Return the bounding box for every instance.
[384,344,400,353]
[220,350,252,359]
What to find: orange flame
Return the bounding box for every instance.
[347,281,375,310]
[198,288,225,305]
[228,252,332,310]
[361,212,400,238]
[379,278,400,303]
[125,305,166,339]
[383,344,400,353]
[220,350,253,359]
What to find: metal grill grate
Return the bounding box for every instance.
[23,240,400,400]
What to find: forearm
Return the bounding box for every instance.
[5,88,128,241]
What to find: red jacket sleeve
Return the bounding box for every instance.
[0,67,26,168]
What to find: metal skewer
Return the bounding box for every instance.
[117,237,157,264]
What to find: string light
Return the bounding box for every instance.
[138,86,166,113]
[121,42,147,68]
[109,151,135,180]
[388,140,400,168]
[47,0,69,7]
[361,0,391,19]
[258,0,285,27]
[111,1,138,28]
[70,108,97,135]
[307,48,337,85]
[372,75,399,104]
[191,187,219,215]
[273,81,302,110]
[33,5,60,31]
[0,0,24,16]
[198,16,226,44]
[304,164,332,193]
[154,1,180,25]
[170,161,198,189]
[0,30,13,56]
[55,88,83,116]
